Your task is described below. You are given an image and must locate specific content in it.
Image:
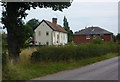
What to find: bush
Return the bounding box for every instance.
[92,37,103,44]
[31,43,119,63]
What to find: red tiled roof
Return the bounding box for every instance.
[45,20,67,33]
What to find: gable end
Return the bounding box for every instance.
[33,20,54,31]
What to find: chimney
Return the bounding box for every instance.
[52,18,57,25]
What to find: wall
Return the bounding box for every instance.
[53,31,67,45]
[74,34,112,45]
[34,21,53,45]
[104,34,113,42]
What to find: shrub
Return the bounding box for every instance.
[92,36,103,44]
[31,43,119,63]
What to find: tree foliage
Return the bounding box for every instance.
[26,18,39,30]
[116,33,120,39]
[92,36,103,44]
[63,16,73,42]
[1,2,71,64]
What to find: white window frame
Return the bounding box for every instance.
[86,35,90,39]
[100,34,104,40]
[93,35,97,39]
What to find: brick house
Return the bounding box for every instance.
[74,27,113,44]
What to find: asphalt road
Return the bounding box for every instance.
[33,57,118,80]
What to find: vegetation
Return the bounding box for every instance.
[63,16,73,43]
[31,42,118,62]
[1,2,71,64]
[116,33,120,39]
[26,18,39,30]
[92,36,103,44]
[2,52,119,80]
[24,18,40,36]
[2,40,120,80]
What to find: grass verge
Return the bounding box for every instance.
[3,53,119,80]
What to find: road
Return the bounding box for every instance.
[33,57,118,80]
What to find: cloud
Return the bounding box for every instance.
[0,2,118,35]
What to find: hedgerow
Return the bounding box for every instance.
[31,42,119,63]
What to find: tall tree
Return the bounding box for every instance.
[24,18,39,36]
[63,16,73,42]
[116,33,120,44]
[116,33,120,39]
[26,18,39,30]
[1,2,71,64]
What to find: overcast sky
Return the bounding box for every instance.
[0,0,119,35]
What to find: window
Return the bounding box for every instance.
[93,35,97,39]
[57,34,59,39]
[38,31,41,36]
[100,34,104,40]
[57,35,59,43]
[46,32,49,36]
[46,42,49,45]
[54,32,55,37]
[64,35,65,40]
[39,42,41,45]
[86,35,90,39]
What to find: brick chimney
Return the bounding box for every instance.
[52,18,57,25]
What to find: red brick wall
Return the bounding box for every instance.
[104,34,112,42]
[74,34,112,45]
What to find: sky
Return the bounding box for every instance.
[0,0,119,35]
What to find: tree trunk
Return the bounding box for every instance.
[7,33,20,64]
[5,3,21,64]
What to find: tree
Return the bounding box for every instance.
[26,18,39,30]
[113,35,117,42]
[63,16,73,42]
[24,18,39,36]
[1,2,71,64]
[92,36,103,44]
[116,33,120,39]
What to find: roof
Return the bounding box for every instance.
[34,20,67,33]
[74,27,113,35]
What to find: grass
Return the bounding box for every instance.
[3,52,119,80]
[20,47,37,64]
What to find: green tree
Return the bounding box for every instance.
[26,18,39,30]
[21,18,39,44]
[1,2,71,64]
[24,18,39,36]
[116,33,120,39]
[113,35,116,42]
[21,24,33,44]
[63,16,73,42]
[92,36,103,44]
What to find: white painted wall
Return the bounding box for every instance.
[34,21,53,45]
[52,31,68,45]
[34,21,68,45]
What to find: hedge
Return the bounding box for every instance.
[31,42,119,63]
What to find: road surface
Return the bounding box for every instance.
[33,57,118,80]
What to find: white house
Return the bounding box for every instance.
[33,18,68,45]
